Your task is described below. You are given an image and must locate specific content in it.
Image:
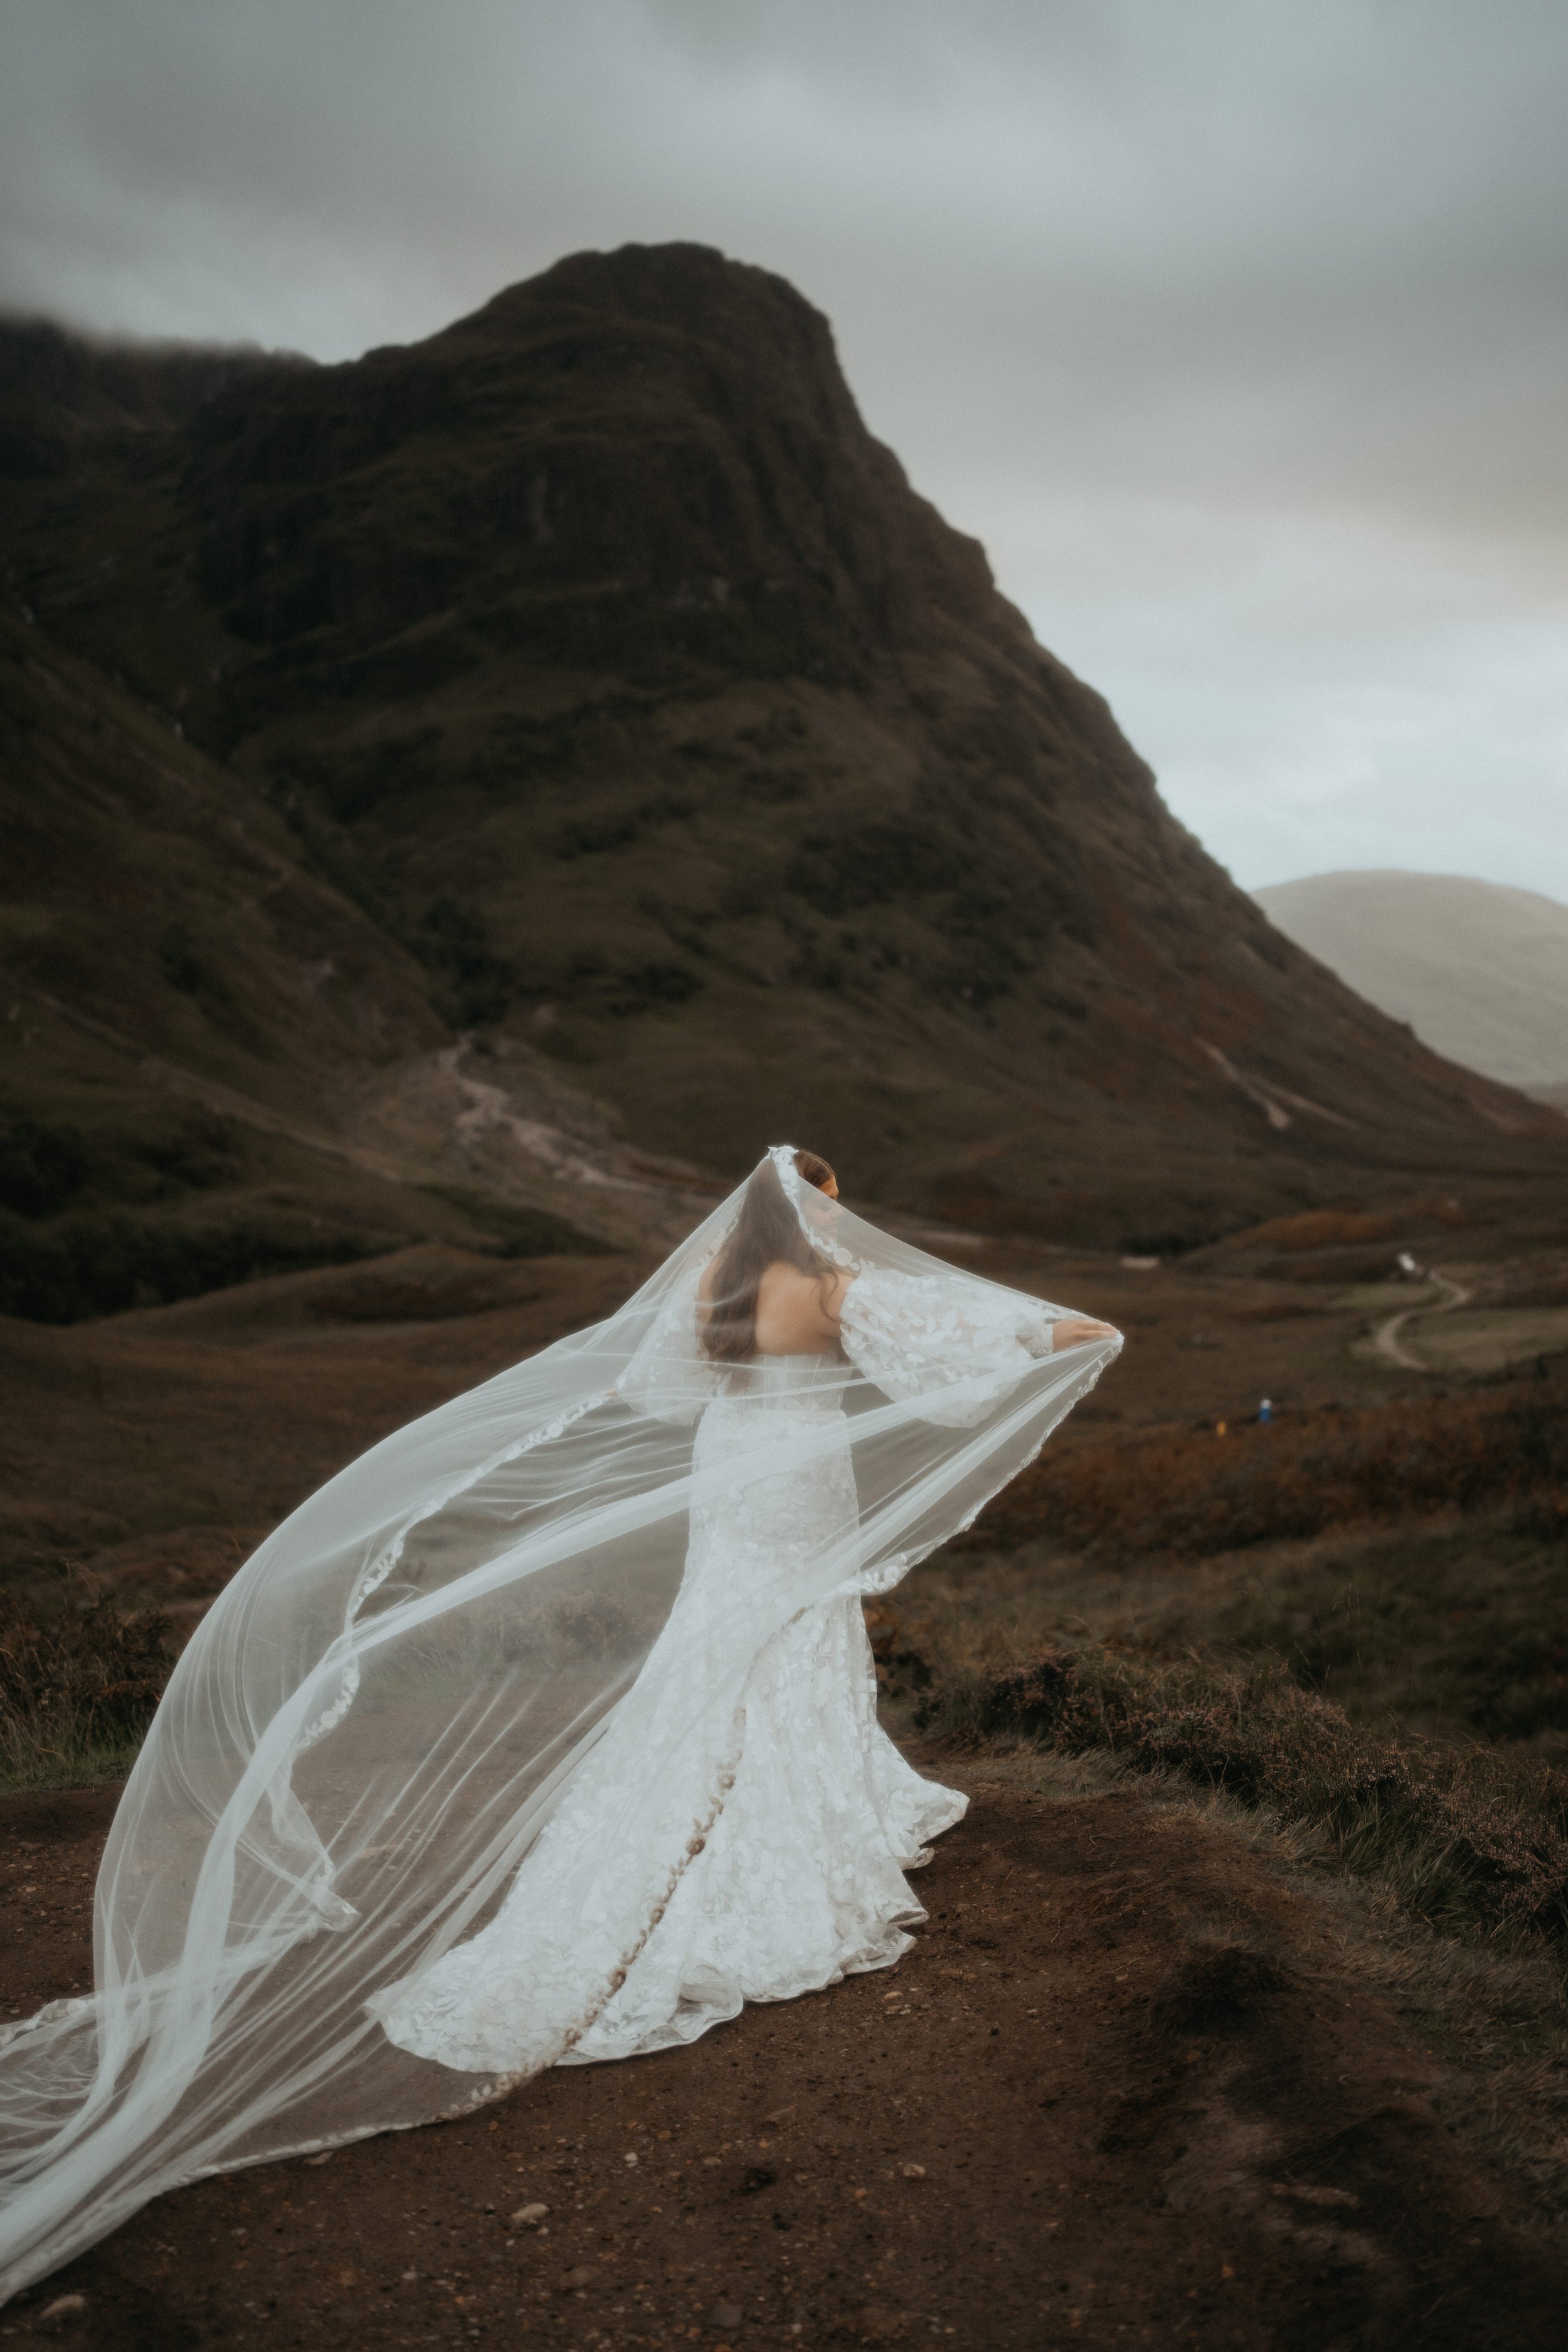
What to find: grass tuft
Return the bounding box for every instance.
[0,1593,174,1790]
[913,1637,1568,1946]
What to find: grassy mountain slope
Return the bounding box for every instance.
[0,611,608,1318]
[1256,870,1568,1094]
[4,244,1565,1266]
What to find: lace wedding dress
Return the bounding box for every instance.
[369,1343,968,2075]
[0,1151,1120,2302]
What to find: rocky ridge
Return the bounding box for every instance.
[3,243,1564,1278]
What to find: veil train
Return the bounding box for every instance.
[0,1147,1120,2299]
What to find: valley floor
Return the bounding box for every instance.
[4,1207,1567,2345]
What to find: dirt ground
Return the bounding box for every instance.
[4,1755,1564,2352]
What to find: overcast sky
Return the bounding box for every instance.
[4,0,1564,898]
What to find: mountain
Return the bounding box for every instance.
[3,243,1565,1310]
[1254,872,1568,1098]
[0,607,640,1323]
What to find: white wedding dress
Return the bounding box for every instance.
[369,1344,965,2074]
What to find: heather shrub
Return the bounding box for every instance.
[913,1640,1568,1945]
[0,1594,175,1789]
[0,1209,388,1323]
[961,1384,1568,1560]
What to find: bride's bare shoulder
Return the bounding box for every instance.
[766,1259,852,1339]
[766,1259,848,1300]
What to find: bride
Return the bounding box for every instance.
[0,1146,1119,2298]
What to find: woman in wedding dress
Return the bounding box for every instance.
[0,1146,1119,2299]
[369,1149,1116,2072]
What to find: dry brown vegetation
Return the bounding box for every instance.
[911,1640,1568,1947]
[963,1377,1568,1559]
[0,1590,173,1787]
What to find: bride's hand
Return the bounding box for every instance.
[1052,1316,1120,1350]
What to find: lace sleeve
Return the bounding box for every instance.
[839,1267,1061,1428]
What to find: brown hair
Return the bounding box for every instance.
[701,1150,837,1363]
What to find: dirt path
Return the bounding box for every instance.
[1372,1270,1471,1371]
[27,987,709,1255]
[3,1758,1563,2352]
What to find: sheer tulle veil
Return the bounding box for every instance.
[0,1147,1119,2297]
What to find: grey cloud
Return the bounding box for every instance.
[1,0,1564,894]
[6,0,1564,539]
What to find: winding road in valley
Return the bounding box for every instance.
[1373,1269,1472,1371]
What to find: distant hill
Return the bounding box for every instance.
[1254,872,1568,1097]
[3,243,1565,1313]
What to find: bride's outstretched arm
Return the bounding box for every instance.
[1044,1313,1118,1350]
[830,1263,1121,1427]
[828,1269,1116,1356]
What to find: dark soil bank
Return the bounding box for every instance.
[3,1760,1563,2351]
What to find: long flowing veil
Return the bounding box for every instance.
[0,1149,1118,2298]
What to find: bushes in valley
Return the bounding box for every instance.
[1115,1518,1568,1749]
[961,1383,1568,1560]
[0,1111,246,1224]
[734,764,808,805]
[909,1635,1568,1947]
[1241,1209,1401,1251]
[415,891,704,1032]
[0,1593,175,1789]
[531,942,703,1019]
[0,1209,387,1323]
